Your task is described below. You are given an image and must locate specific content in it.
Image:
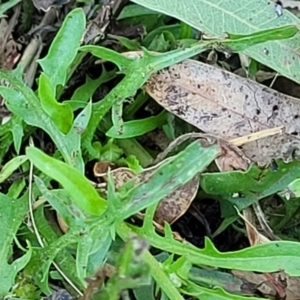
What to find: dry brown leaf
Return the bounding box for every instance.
[0,19,21,69]
[233,270,300,300]
[145,59,300,165]
[99,163,199,225]
[238,207,270,246]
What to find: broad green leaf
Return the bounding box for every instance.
[38,8,86,90]
[0,155,28,183]
[201,159,300,214]
[133,283,155,300]
[26,147,107,216]
[0,0,21,18]
[0,193,31,296]
[86,233,112,278]
[38,73,73,134]
[132,0,300,83]
[0,72,83,171]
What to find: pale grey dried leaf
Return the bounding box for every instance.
[145,59,300,165]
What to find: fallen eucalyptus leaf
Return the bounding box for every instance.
[145,59,300,165]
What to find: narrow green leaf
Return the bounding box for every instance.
[106,111,168,138]
[118,4,158,20]
[0,155,28,183]
[222,25,298,52]
[79,45,134,70]
[182,282,262,300]
[34,177,86,228]
[71,67,116,102]
[33,206,85,290]
[10,121,23,154]
[38,73,73,134]
[110,140,220,221]
[73,101,92,135]
[122,220,300,276]
[0,0,21,18]
[26,147,107,216]
[38,8,86,90]
[112,102,124,135]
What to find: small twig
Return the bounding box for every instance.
[229,126,284,146]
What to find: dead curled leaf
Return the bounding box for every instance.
[96,161,200,226]
[145,59,300,165]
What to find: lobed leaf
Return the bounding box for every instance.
[38,8,86,91]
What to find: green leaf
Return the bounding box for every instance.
[71,67,116,102]
[285,178,300,198]
[34,178,86,228]
[38,73,73,134]
[118,4,158,20]
[10,121,24,154]
[79,43,209,154]
[76,228,111,283]
[0,155,28,183]
[182,282,262,300]
[97,236,151,298]
[26,147,107,216]
[101,139,124,162]
[221,25,298,52]
[80,27,295,156]
[0,0,21,18]
[108,140,220,221]
[73,100,92,135]
[38,8,86,90]
[0,193,30,296]
[201,159,300,214]
[122,220,300,276]
[32,206,85,291]
[0,72,83,171]
[131,0,300,83]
